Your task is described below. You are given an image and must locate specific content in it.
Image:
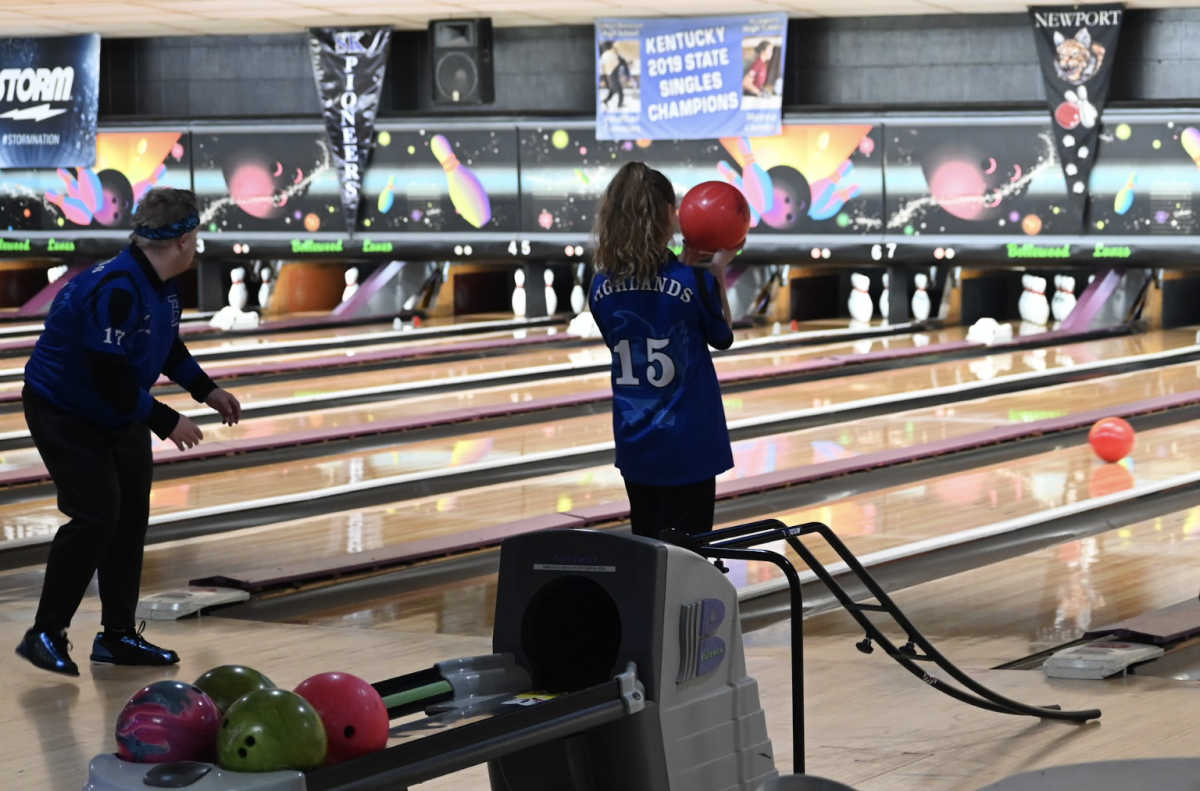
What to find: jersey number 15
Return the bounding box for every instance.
[613,337,676,388]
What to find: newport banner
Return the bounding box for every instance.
[308,26,391,233]
[595,14,787,141]
[0,34,99,168]
[1029,4,1123,232]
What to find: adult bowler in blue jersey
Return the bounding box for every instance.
[589,162,738,539]
[16,188,241,676]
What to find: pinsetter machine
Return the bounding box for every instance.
[85,523,1101,791]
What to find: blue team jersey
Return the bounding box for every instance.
[590,254,735,486]
[25,246,192,428]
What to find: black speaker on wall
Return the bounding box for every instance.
[429,18,494,105]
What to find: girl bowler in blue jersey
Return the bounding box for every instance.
[590,162,739,539]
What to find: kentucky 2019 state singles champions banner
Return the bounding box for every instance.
[595,14,788,141]
[308,26,391,234]
[0,34,99,168]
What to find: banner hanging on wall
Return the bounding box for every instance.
[1028,4,1123,233]
[594,14,787,141]
[307,26,391,235]
[0,34,99,168]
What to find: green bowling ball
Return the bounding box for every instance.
[217,689,327,772]
[194,665,276,714]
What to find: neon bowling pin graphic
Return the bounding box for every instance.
[716,161,760,227]
[1114,172,1135,215]
[1182,127,1200,169]
[430,134,492,229]
[734,138,774,215]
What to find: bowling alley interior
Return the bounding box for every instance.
[8,3,1200,791]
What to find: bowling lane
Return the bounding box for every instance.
[793,507,1200,668]
[0,327,1157,522]
[272,416,1200,636]
[0,325,967,442]
[4,357,1193,604]
[0,325,571,384]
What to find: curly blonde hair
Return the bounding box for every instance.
[592,162,676,283]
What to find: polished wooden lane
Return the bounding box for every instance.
[0,325,968,444]
[261,407,1200,634]
[0,330,1178,537]
[790,507,1200,668]
[0,325,571,382]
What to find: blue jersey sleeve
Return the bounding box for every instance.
[82,281,143,357]
[694,269,734,351]
[80,278,163,430]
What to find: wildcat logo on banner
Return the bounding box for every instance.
[307,26,391,233]
[0,34,99,168]
[1029,5,1123,233]
[595,14,787,141]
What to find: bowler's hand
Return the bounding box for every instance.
[205,388,242,426]
[168,415,204,452]
[707,244,744,278]
[680,244,704,267]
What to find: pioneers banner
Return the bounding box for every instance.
[595,14,787,141]
[308,26,391,233]
[0,34,99,168]
[1029,4,1123,232]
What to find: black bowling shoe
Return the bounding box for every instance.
[90,622,179,666]
[16,629,79,676]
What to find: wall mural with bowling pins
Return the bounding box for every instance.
[0,131,190,232]
[884,121,1071,237]
[357,128,519,233]
[517,124,883,237]
[192,131,344,234]
[1086,119,1200,236]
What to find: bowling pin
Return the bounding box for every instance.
[772,321,781,336]
[512,269,527,318]
[847,272,873,323]
[880,273,890,323]
[735,138,774,215]
[1030,276,1050,326]
[1018,274,1032,323]
[911,273,931,322]
[258,267,274,310]
[544,269,558,315]
[228,267,248,311]
[342,267,359,304]
[1055,275,1077,322]
[429,134,492,229]
[1050,275,1064,323]
[570,263,586,314]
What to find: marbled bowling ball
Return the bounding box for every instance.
[116,681,221,764]
[760,166,811,231]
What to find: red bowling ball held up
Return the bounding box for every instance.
[1088,417,1136,464]
[294,672,390,766]
[678,181,752,254]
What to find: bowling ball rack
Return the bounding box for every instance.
[663,519,1103,774]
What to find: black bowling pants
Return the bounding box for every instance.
[624,477,716,540]
[24,389,153,633]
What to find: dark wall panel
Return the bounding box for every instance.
[90,10,1200,121]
